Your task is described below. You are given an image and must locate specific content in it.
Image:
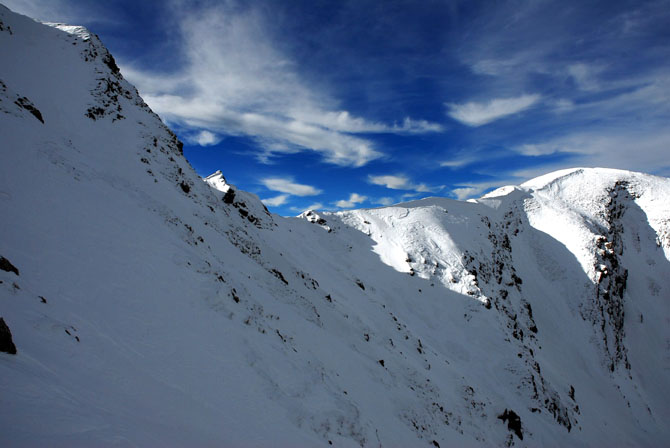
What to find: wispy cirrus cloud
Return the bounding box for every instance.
[449,178,522,201]
[514,130,670,176]
[122,3,442,167]
[334,193,367,209]
[289,202,325,214]
[260,177,322,196]
[446,94,541,127]
[375,197,395,206]
[2,0,114,25]
[260,194,289,207]
[368,174,436,193]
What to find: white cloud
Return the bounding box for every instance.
[1,0,105,24]
[515,142,564,156]
[289,202,325,214]
[375,197,395,206]
[335,193,368,209]
[121,3,441,167]
[550,98,575,113]
[513,130,670,176]
[260,194,289,207]
[260,177,322,196]
[567,63,604,92]
[446,94,541,127]
[186,130,221,146]
[287,111,444,134]
[305,202,324,211]
[449,178,518,201]
[440,155,479,168]
[368,174,433,192]
[451,187,481,201]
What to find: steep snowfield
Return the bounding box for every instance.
[1,6,669,447]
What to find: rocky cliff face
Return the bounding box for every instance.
[1,5,669,447]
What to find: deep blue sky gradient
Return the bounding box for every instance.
[7,0,670,214]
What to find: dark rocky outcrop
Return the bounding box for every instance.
[222,188,236,204]
[0,318,17,354]
[498,409,522,440]
[0,256,19,275]
[14,96,43,123]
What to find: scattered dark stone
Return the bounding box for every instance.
[39,296,47,304]
[355,280,365,290]
[14,97,44,123]
[0,318,17,354]
[364,333,370,341]
[85,106,105,120]
[102,53,120,74]
[275,329,287,343]
[270,269,288,285]
[483,298,492,309]
[231,288,240,303]
[325,294,332,302]
[378,359,385,367]
[222,189,236,204]
[179,181,190,194]
[498,409,523,440]
[0,256,19,276]
[569,385,575,401]
[140,157,149,164]
[431,441,440,448]
[176,140,184,153]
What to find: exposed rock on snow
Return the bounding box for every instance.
[0,256,19,276]
[0,318,17,354]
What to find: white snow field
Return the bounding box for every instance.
[1,5,669,447]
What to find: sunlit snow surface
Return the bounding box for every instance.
[1,5,669,447]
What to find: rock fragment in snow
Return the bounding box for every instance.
[0,317,17,354]
[0,256,19,276]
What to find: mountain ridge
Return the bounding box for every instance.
[1,6,669,446]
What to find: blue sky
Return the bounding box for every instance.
[7,0,670,215]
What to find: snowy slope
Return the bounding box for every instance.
[1,6,669,447]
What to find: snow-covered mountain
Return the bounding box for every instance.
[1,5,669,446]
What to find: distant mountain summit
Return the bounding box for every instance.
[1,5,669,446]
